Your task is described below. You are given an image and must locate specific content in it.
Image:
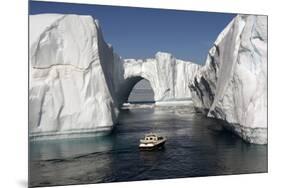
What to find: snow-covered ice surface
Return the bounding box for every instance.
[29,14,200,140]
[189,15,267,144]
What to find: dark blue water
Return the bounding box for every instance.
[29,105,267,187]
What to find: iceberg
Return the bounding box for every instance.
[29,14,119,140]
[189,15,267,144]
[115,52,201,106]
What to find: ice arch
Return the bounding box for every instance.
[128,79,155,103]
[115,52,201,106]
[117,76,156,105]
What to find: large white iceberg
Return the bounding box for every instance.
[189,15,267,144]
[29,14,119,140]
[29,14,200,140]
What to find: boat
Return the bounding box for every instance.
[139,133,166,150]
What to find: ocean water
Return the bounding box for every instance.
[29,104,267,187]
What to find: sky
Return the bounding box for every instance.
[29,1,236,64]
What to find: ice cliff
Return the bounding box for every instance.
[29,14,119,140]
[189,15,267,144]
[29,14,200,140]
